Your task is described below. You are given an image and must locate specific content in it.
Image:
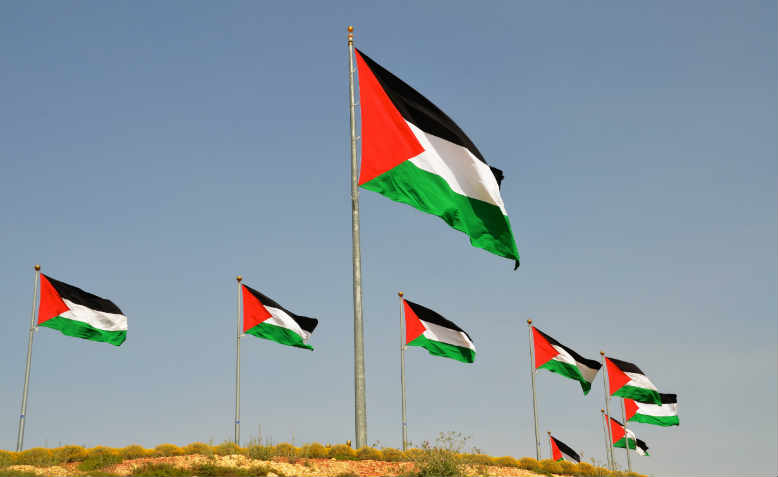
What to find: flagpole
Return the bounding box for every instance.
[600,352,615,470]
[621,399,632,472]
[546,431,551,460]
[235,275,242,445]
[527,319,540,460]
[600,409,611,470]
[398,292,408,451]
[347,25,368,449]
[16,264,41,452]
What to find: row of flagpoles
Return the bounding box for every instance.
[16,28,678,471]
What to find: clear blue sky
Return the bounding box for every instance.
[1,2,775,475]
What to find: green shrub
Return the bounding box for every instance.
[409,433,469,477]
[494,456,519,467]
[299,443,327,458]
[0,450,18,467]
[272,442,297,457]
[119,445,148,460]
[558,459,578,475]
[51,445,88,464]
[518,457,540,471]
[78,446,123,471]
[403,448,426,461]
[328,444,356,460]
[154,444,183,457]
[16,447,53,467]
[247,444,273,460]
[539,458,563,474]
[130,463,193,476]
[213,441,246,456]
[461,453,492,466]
[182,442,213,457]
[380,447,405,462]
[356,446,382,460]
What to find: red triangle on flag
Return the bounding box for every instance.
[354,49,425,185]
[38,274,69,325]
[241,285,272,332]
[403,300,426,344]
[624,398,639,421]
[549,436,562,461]
[609,416,626,443]
[531,327,560,369]
[605,357,631,395]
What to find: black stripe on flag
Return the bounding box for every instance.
[535,327,601,370]
[607,357,646,375]
[355,48,504,187]
[244,285,318,333]
[405,300,473,342]
[660,393,677,404]
[551,436,580,463]
[43,274,123,315]
[636,438,649,454]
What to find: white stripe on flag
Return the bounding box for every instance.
[61,299,127,332]
[420,319,475,351]
[406,121,507,214]
[625,372,658,391]
[263,305,310,343]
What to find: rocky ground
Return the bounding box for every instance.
[3,454,544,477]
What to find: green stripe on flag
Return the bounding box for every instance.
[614,385,662,405]
[539,359,592,394]
[407,334,475,363]
[245,322,312,350]
[361,160,519,261]
[40,316,126,346]
[631,414,679,427]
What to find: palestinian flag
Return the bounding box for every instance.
[354,49,520,268]
[605,356,662,405]
[37,274,127,346]
[403,299,475,363]
[626,393,679,427]
[532,327,601,394]
[242,285,318,350]
[609,416,650,456]
[549,435,580,463]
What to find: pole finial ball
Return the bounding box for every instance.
[34,264,41,271]
[348,26,354,32]
[236,275,242,282]
[601,409,605,413]
[600,350,605,356]
[398,291,404,297]
[527,319,532,325]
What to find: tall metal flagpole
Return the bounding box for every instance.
[600,409,612,470]
[527,319,540,460]
[600,351,615,470]
[235,275,243,445]
[347,25,367,448]
[621,399,632,472]
[398,292,408,451]
[16,264,41,452]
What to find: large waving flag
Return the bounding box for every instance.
[403,299,475,363]
[605,356,662,405]
[355,49,520,268]
[549,434,581,463]
[532,326,601,394]
[626,393,679,427]
[37,274,127,346]
[241,285,318,350]
[609,416,650,456]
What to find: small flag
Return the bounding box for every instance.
[354,49,520,268]
[532,326,601,394]
[403,299,475,363]
[37,274,127,346]
[549,434,581,463]
[626,393,679,427]
[242,285,318,350]
[605,356,662,405]
[609,416,650,456]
